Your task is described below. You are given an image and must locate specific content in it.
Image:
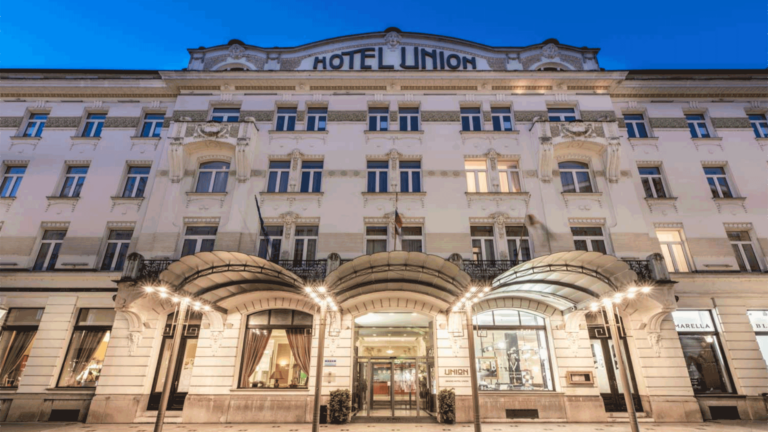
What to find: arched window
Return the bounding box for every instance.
[240,309,313,389]
[558,161,593,193]
[472,309,554,391]
[538,67,562,71]
[195,161,229,193]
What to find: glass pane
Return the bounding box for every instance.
[5,309,43,325]
[732,245,747,271]
[591,240,607,254]
[195,172,212,193]
[575,172,593,193]
[400,116,408,131]
[267,171,278,192]
[679,334,732,394]
[47,243,61,270]
[400,171,409,192]
[300,172,310,193]
[558,162,588,170]
[493,310,520,326]
[656,230,681,242]
[652,177,666,198]
[248,311,269,326]
[477,172,487,192]
[60,177,74,197]
[574,240,588,251]
[176,339,198,393]
[475,311,494,325]
[671,244,690,272]
[472,116,481,131]
[466,172,476,193]
[305,239,317,261]
[510,172,521,192]
[181,239,197,257]
[136,177,147,198]
[470,226,494,237]
[114,243,130,271]
[33,243,51,271]
[410,116,418,131]
[101,243,118,270]
[212,172,228,193]
[741,244,761,272]
[276,117,285,131]
[461,117,470,131]
[492,117,501,131]
[402,239,422,252]
[716,178,732,198]
[307,116,316,131]
[474,329,553,391]
[560,172,575,193]
[412,172,421,192]
[660,245,675,273]
[57,329,111,387]
[0,330,37,387]
[122,177,137,197]
[641,178,654,198]
[379,172,388,193]
[369,116,377,131]
[287,117,296,131]
[636,123,648,138]
[271,310,293,325]
[484,239,495,260]
[626,124,636,138]
[279,172,289,193]
[499,173,509,193]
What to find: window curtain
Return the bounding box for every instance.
[286,329,312,377]
[67,330,108,386]
[0,331,36,386]
[240,329,272,387]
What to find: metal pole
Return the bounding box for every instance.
[311,304,328,432]
[153,300,188,432]
[604,304,640,432]
[464,306,482,432]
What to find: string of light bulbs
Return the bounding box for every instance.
[143,285,212,311]
[304,286,338,311]
[589,285,653,312]
[452,286,491,312]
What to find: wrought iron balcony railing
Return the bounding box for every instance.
[621,259,653,281]
[463,260,527,282]
[278,260,327,281]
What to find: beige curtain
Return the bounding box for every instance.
[286,329,311,376]
[239,329,271,387]
[69,330,108,386]
[0,331,36,386]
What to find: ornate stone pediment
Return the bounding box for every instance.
[193,122,233,139]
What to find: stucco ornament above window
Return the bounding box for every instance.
[228,44,245,59]
[542,43,559,59]
[384,31,402,51]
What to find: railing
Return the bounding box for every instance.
[138,259,176,280]
[622,259,653,281]
[278,260,327,281]
[463,260,527,282]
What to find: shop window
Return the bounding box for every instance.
[559,161,593,193]
[672,310,734,395]
[258,226,284,262]
[657,230,691,273]
[267,161,290,193]
[57,309,115,387]
[571,226,607,254]
[0,309,43,387]
[306,108,327,132]
[365,226,388,254]
[472,310,554,391]
[181,226,217,257]
[367,161,388,193]
[195,162,229,193]
[747,311,768,368]
[471,226,496,261]
[239,309,313,389]
[300,161,323,193]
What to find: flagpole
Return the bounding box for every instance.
[255,194,271,262]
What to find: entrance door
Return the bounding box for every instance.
[589,326,643,413]
[393,360,417,415]
[370,362,393,416]
[147,312,201,411]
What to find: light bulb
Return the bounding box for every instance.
[144,286,154,293]
[318,286,326,293]
[641,286,652,293]
[157,287,167,293]
[304,287,313,293]
[483,287,491,292]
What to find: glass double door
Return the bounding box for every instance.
[147,314,201,411]
[589,326,643,413]
[357,358,432,417]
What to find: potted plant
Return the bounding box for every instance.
[329,389,351,424]
[438,388,455,424]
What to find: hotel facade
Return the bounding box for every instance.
[0,29,767,425]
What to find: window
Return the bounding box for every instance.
[82,114,106,138]
[703,167,733,198]
[293,226,318,262]
[727,231,761,272]
[498,161,521,193]
[140,114,164,137]
[365,226,388,254]
[368,108,389,131]
[686,114,710,138]
[399,108,420,131]
[747,311,768,368]
[23,114,47,137]
[300,161,323,193]
[472,310,553,391]
[33,230,66,271]
[572,227,607,253]
[624,114,648,138]
[548,108,576,122]
[276,108,297,131]
[559,161,593,193]
[461,108,482,131]
[505,226,531,262]
[0,309,43,387]
[491,108,513,131]
[267,161,290,193]
[100,230,133,271]
[672,310,734,395]
[1,166,25,198]
[181,226,217,257]
[367,161,388,193]
[211,108,240,122]
[258,226,284,262]
[195,162,229,193]
[749,114,768,138]
[399,161,421,192]
[122,166,150,198]
[657,230,691,273]
[306,108,327,132]
[239,310,313,389]
[401,226,423,252]
[57,309,115,388]
[638,167,667,198]
[465,160,488,193]
[471,226,496,261]
[60,166,88,198]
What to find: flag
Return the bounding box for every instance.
[255,195,271,261]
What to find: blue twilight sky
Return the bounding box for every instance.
[1,0,765,71]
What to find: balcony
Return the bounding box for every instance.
[463,260,527,282]
[277,260,327,281]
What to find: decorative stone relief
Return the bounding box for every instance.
[0,117,23,128]
[327,111,367,122]
[210,331,224,355]
[46,117,80,128]
[128,331,143,356]
[104,117,140,128]
[647,332,662,357]
[605,139,621,183]
[192,122,233,138]
[421,111,461,122]
[711,118,751,128]
[514,111,548,122]
[384,31,402,51]
[240,110,274,122]
[538,139,554,183]
[580,111,617,122]
[649,118,688,129]
[171,111,208,122]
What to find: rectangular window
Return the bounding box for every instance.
[368,108,389,131]
[60,166,88,198]
[33,230,66,271]
[749,114,768,138]
[399,108,420,131]
[498,161,521,193]
[657,230,691,273]
[267,161,291,193]
[275,108,297,131]
[365,226,388,254]
[195,162,229,193]
[638,167,667,198]
[703,167,734,198]
[399,161,421,193]
[181,226,217,257]
[672,310,734,394]
[82,114,106,138]
[558,161,593,193]
[367,161,388,193]
[624,114,649,138]
[306,108,327,132]
[211,108,240,122]
[100,230,133,271]
[505,226,531,262]
[465,160,488,193]
[471,226,496,261]
[747,311,768,368]
[293,226,318,262]
[401,226,423,253]
[0,308,43,387]
[140,114,164,137]
[122,166,150,198]
[686,114,710,138]
[727,231,761,272]
[258,226,284,262]
[571,227,607,254]
[23,114,47,137]
[57,309,115,388]
[461,108,482,131]
[491,107,513,131]
[300,161,323,193]
[548,108,577,122]
[1,166,26,198]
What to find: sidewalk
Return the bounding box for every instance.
[1,421,767,432]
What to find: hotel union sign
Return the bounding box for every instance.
[310,46,480,71]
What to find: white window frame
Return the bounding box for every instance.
[100,230,133,271]
[275,107,297,131]
[491,107,514,132]
[749,113,768,138]
[306,108,327,132]
[686,113,712,138]
[81,113,106,138]
[498,160,522,193]
[1,164,26,198]
[194,161,230,193]
[703,166,735,198]
[121,165,150,198]
[657,230,692,273]
[465,160,489,193]
[267,161,291,193]
[461,107,482,131]
[727,231,762,273]
[368,108,389,131]
[399,107,420,131]
[559,161,594,193]
[211,107,240,122]
[258,225,284,262]
[367,161,389,193]
[547,107,578,122]
[139,113,164,138]
[623,113,650,138]
[470,226,496,261]
[300,161,323,193]
[59,166,89,198]
[181,225,218,257]
[401,226,424,253]
[293,226,319,261]
[21,112,48,137]
[638,166,668,198]
[365,226,389,254]
[33,230,67,271]
[505,226,531,262]
[571,226,609,254]
[399,161,422,193]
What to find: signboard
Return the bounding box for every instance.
[308,46,482,71]
[324,359,336,367]
[747,310,768,332]
[672,310,715,332]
